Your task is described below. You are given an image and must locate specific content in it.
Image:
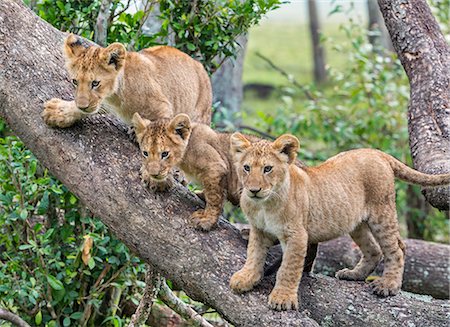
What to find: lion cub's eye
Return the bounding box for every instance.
[161,151,169,159]
[91,80,100,88]
[243,164,250,172]
[72,79,78,86]
[142,151,149,158]
[264,166,273,174]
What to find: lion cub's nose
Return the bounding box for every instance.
[249,188,261,195]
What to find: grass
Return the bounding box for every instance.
[243,22,349,86]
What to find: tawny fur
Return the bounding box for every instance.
[42,34,212,128]
[228,133,450,311]
[131,113,306,231]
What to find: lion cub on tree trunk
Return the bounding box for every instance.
[229,133,450,311]
[42,34,212,128]
[132,112,259,230]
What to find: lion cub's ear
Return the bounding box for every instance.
[168,114,191,141]
[272,134,299,164]
[64,34,86,61]
[132,113,150,144]
[101,43,126,70]
[230,133,252,162]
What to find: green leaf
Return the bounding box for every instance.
[19,209,28,219]
[63,317,71,327]
[186,42,196,51]
[18,244,33,250]
[35,310,42,325]
[37,191,49,214]
[70,312,83,320]
[88,257,95,270]
[47,275,64,291]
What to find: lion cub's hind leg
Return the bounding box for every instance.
[336,222,382,281]
[367,206,405,297]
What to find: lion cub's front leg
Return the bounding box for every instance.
[190,169,227,231]
[230,227,273,292]
[42,99,87,128]
[269,227,308,311]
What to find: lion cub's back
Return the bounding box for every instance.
[139,46,212,124]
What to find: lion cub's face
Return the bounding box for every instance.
[63,34,126,114]
[231,133,300,202]
[132,113,191,182]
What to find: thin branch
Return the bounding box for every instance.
[158,280,214,327]
[255,52,316,101]
[214,122,276,140]
[128,0,157,51]
[128,266,161,327]
[0,308,31,327]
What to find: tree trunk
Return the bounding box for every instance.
[211,35,248,123]
[94,0,112,47]
[378,0,450,210]
[0,1,448,326]
[307,0,327,84]
[367,0,393,51]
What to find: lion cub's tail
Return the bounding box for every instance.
[381,152,450,187]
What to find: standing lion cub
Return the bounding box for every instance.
[229,133,450,311]
[42,34,212,128]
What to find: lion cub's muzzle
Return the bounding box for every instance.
[245,187,269,200]
[150,173,168,181]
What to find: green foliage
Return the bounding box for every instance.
[0,133,146,325]
[158,0,282,73]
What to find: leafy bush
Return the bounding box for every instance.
[0,132,145,326]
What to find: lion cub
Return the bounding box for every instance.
[132,112,261,230]
[229,133,450,311]
[42,34,211,128]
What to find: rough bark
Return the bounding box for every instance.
[0,1,449,326]
[211,35,248,122]
[307,0,327,84]
[378,0,450,210]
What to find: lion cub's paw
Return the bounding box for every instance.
[42,98,78,128]
[230,269,261,293]
[370,277,401,297]
[336,268,366,281]
[190,210,218,231]
[268,288,299,311]
[146,179,172,192]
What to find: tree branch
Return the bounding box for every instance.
[0,1,448,326]
[0,309,31,327]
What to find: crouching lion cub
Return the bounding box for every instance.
[229,133,450,311]
[42,34,212,128]
[132,112,258,230]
